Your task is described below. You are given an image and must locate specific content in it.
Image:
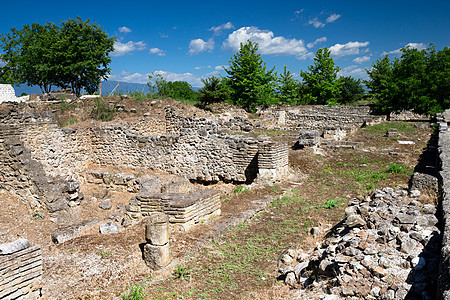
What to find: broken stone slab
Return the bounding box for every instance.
[0,238,29,255]
[99,200,112,210]
[345,214,366,227]
[99,222,119,234]
[298,130,320,146]
[51,219,100,244]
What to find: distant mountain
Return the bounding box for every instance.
[13,81,150,97]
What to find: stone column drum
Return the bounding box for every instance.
[143,212,172,269]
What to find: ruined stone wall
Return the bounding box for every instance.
[258,141,289,180]
[88,108,259,182]
[0,241,42,299]
[259,105,385,131]
[438,109,450,299]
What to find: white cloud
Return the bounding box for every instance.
[338,65,368,79]
[0,59,5,67]
[215,65,225,71]
[109,70,203,87]
[153,70,203,87]
[149,48,166,56]
[188,38,214,55]
[195,66,212,70]
[329,41,370,57]
[353,55,371,64]
[382,42,427,56]
[326,14,341,23]
[209,22,234,35]
[307,37,327,49]
[112,41,147,57]
[223,26,311,60]
[308,18,325,28]
[109,71,150,84]
[118,26,132,33]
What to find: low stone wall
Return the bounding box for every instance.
[0,240,42,299]
[136,190,221,230]
[259,105,386,137]
[438,109,450,299]
[258,141,289,180]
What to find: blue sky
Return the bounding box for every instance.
[1,0,449,87]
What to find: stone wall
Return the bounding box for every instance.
[438,109,450,299]
[259,105,386,137]
[0,240,42,299]
[0,84,18,103]
[257,141,289,180]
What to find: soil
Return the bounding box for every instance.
[0,97,436,299]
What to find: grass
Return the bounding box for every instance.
[122,284,145,300]
[233,186,249,194]
[60,117,78,127]
[363,121,417,135]
[92,98,118,121]
[172,265,191,280]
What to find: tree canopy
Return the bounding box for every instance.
[300,48,342,105]
[225,40,277,111]
[0,17,115,95]
[366,45,450,115]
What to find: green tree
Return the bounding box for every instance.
[301,48,341,105]
[198,75,232,106]
[0,22,60,93]
[277,65,300,105]
[365,55,395,113]
[0,17,115,96]
[225,40,277,111]
[147,73,198,102]
[366,45,450,115]
[338,76,365,104]
[55,17,115,95]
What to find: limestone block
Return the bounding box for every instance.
[0,238,29,255]
[145,213,169,246]
[143,242,171,269]
[298,130,320,146]
[99,222,119,234]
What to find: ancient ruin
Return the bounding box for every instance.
[0,94,446,299]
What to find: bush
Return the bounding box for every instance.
[92,98,117,121]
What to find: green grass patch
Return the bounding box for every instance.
[60,117,78,127]
[121,284,145,300]
[363,121,416,135]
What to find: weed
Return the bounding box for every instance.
[323,199,338,209]
[270,184,282,194]
[98,250,111,258]
[386,163,409,174]
[172,265,190,280]
[33,210,43,220]
[61,117,78,127]
[122,284,145,300]
[92,98,117,121]
[323,198,346,209]
[233,186,249,194]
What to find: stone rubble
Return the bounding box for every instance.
[279,187,441,300]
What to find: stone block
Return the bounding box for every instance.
[143,243,171,269]
[298,130,320,146]
[145,213,169,245]
[99,222,119,234]
[0,238,29,255]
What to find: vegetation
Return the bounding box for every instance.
[0,17,115,96]
[366,45,450,115]
[147,72,199,104]
[225,40,277,111]
[121,284,145,300]
[300,48,342,105]
[198,75,232,106]
[277,65,301,105]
